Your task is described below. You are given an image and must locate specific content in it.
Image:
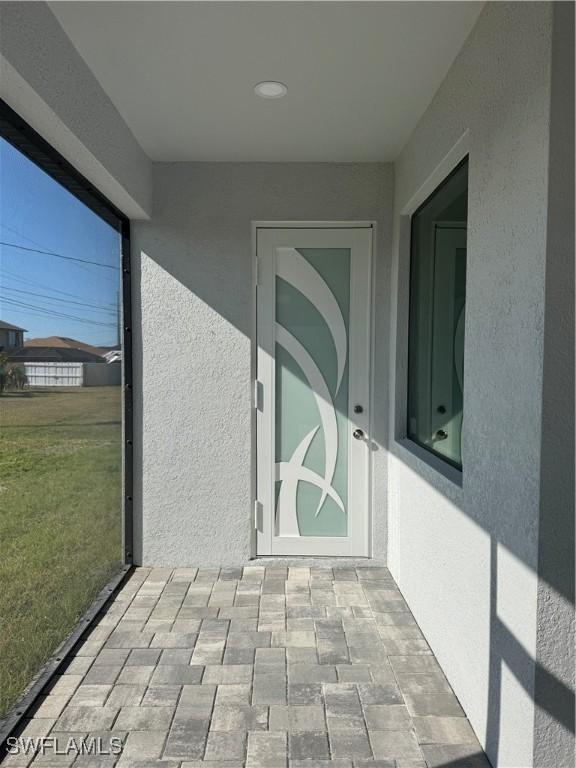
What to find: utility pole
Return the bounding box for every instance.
[117,289,121,348]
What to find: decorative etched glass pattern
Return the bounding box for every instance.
[275,248,350,537]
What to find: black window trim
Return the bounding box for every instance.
[0,99,133,752]
[406,154,469,473]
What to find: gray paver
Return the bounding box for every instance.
[93,649,130,666]
[289,731,330,760]
[68,684,112,707]
[291,762,352,768]
[269,705,326,732]
[420,743,492,767]
[179,683,216,709]
[116,762,178,768]
[203,665,252,684]
[117,666,155,686]
[412,716,478,745]
[126,650,161,666]
[121,731,167,759]
[115,706,174,731]
[150,665,203,685]
[180,763,243,768]
[288,682,323,705]
[204,731,246,760]
[215,684,252,705]
[329,730,372,759]
[363,704,412,731]
[369,730,423,759]
[246,732,286,768]
[83,666,121,685]
[141,686,181,707]
[395,671,452,695]
[53,707,118,732]
[252,674,287,705]
[164,721,207,760]
[105,684,146,707]
[357,684,403,705]
[210,704,268,731]
[158,649,192,666]
[404,692,465,717]
[288,664,337,684]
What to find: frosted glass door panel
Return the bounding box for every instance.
[275,248,350,538]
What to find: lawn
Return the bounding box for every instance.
[0,387,123,717]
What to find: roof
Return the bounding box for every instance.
[9,347,105,363]
[23,336,106,357]
[0,320,27,332]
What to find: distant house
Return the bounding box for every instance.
[0,320,26,353]
[23,336,107,359]
[9,346,105,364]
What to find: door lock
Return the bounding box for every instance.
[353,428,365,440]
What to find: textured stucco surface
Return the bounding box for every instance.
[388,3,559,766]
[533,4,575,766]
[0,1,152,218]
[132,162,393,567]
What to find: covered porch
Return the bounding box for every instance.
[0,2,573,768]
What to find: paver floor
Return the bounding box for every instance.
[8,566,491,767]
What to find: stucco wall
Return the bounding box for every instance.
[533,3,575,766]
[388,3,557,766]
[0,2,152,218]
[132,162,393,567]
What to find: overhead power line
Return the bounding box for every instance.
[0,284,116,314]
[1,267,117,307]
[0,241,119,270]
[2,296,116,328]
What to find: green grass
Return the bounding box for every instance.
[0,387,123,716]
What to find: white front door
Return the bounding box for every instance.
[256,226,372,556]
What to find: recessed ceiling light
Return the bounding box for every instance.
[254,81,288,99]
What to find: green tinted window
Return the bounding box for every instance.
[408,159,468,469]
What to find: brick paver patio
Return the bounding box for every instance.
[8,566,491,767]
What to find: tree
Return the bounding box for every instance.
[0,355,27,393]
[0,353,7,394]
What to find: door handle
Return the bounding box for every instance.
[353,428,365,440]
[435,429,448,440]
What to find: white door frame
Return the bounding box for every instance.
[252,221,374,557]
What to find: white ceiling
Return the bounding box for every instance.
[50,1,483,162]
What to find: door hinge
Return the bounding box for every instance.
[254,379,263,411]
[254,499,263,531]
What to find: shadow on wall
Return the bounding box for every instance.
[130,161,394,568]
[131,155,574,767]
[485,540,575,766]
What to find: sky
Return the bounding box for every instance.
[0,138,121,348]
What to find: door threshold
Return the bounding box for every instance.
[250,556,385,568]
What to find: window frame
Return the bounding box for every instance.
[0,98,133,563]
[406,155,469,472]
